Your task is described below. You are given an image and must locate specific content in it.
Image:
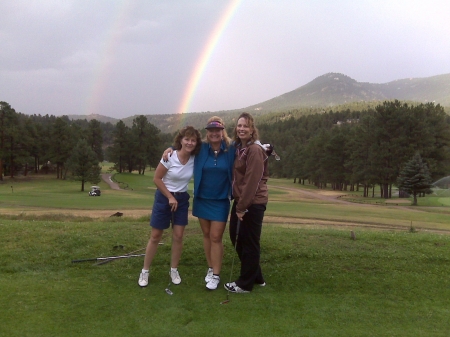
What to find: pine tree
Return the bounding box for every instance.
[66,139,101,192]
[86,119,104,162]
[107,120,131,173]
[397,153,433,205]
[130,115,161,174]
[48,117,73,179]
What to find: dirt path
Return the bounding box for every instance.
[271,185,357,205]
[101,174,121,190]
[3,175,447,233]
[268,184,422,212]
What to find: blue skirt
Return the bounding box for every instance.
[192,197,231,222]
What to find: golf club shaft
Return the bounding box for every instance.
[72,253,145,263]
[95,247,146,265]
[223,218,241,302]
[228,219,240,283]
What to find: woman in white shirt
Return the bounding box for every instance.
[138,126,201,287]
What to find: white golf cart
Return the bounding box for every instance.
[88,186,101,196]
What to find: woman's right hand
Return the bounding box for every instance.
[168,196,178,212]
[162,148,173,162]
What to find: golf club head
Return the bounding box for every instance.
[220,300,230,305]
[165,288,173,295]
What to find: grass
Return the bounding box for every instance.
[267,201,450,229]
[1,218,450,336]
[1,173,154,210]
[1,172,450,336]
[270,178,450,208]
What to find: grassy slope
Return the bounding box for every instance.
[1,172,450,335]
[1,220,449,337]
[2,173,449,231]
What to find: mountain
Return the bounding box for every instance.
[67,72,450,131]
[67,113,120,125]
[246,72,450,112]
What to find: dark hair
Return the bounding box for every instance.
[233,112,260,145]
[173,126,202,155]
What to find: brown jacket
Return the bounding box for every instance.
[232,142,269,213]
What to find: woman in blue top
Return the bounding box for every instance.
[194,117,235,290]
[164,116,235,290]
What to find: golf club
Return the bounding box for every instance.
[95,247,146,265]
[220,218,241,305]
[164,210,176,296]
[72,253,145,263]
[165,280,173,295]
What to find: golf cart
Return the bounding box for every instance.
[88,186,101,196]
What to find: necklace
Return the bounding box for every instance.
[212,149,219,166]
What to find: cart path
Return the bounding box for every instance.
[101,173,418,211]
[269,184,423,212]
[101,174,121,190]
[270,185,356,205]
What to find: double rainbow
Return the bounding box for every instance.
[84,0,242,126]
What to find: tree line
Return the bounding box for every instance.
[1,100,449,196]
[259,100,450,198]
[0,101,171,190]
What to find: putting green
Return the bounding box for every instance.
[438,197,450,206]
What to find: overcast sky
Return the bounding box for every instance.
[1,0,450,119]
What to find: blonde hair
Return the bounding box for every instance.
[204,116,231,148]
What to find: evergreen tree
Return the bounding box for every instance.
[23,118,40,175]
[347,110,377,196]
[0,102,16,179]
[303,131,327,188]
[107,120,131,173]
[397,153,433,206]
[48,117,73,179]
[86,119,104,162]
[9,114,34,177]
[369,101,411,198]
[65,139,101,192]
[321,126,350,190]
[130,115,161,174]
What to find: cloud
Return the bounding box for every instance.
[1,0,449,118]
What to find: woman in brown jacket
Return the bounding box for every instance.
[224,112,269,293]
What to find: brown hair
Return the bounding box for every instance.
[204,116,231,148]
[173,126,202,155]
[233,112,259,145]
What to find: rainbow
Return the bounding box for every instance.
[177,0,242,117]
[84,1,132,116]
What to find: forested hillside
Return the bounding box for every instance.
[259,101,450,198]
[0,101,172,179]
[247,72,450,111]
[2,99,449,200]
[66,72,450,132]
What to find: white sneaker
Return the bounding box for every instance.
[224,282,250,293]
[138,271,149,287]
[206,275,220,290]
[204,267,213,282]
[170,269,181,285]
